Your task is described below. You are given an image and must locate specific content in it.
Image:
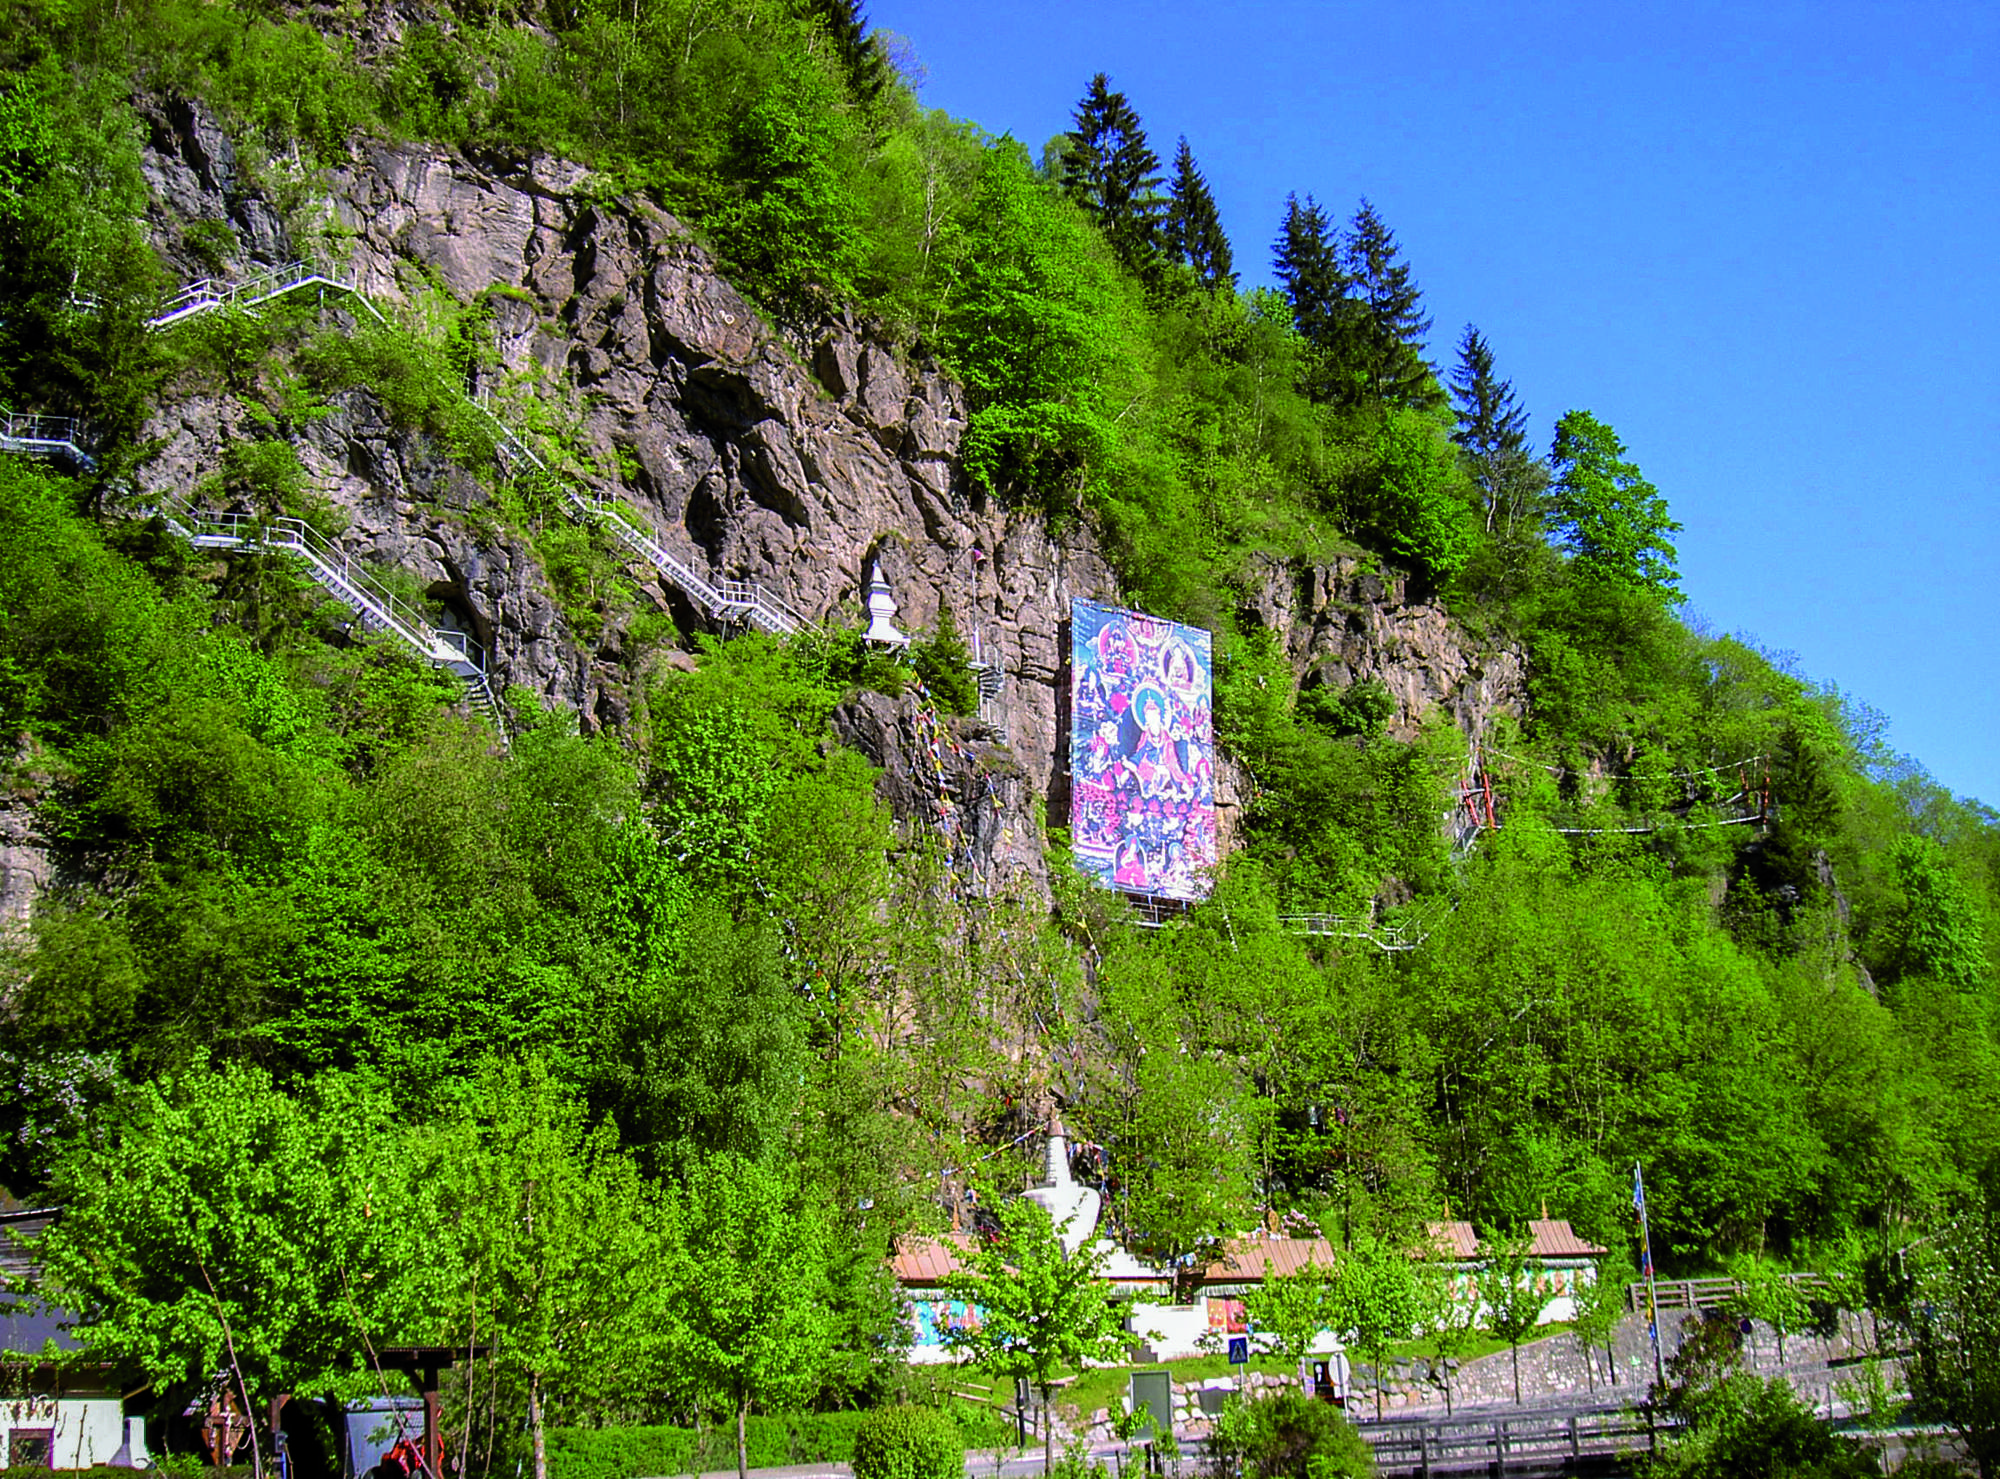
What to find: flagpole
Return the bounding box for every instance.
[1634,1162,1666,1390]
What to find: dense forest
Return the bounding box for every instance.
[3,0,2000,1461]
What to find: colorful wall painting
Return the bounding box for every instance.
[1069,599,1217,901]
[910,1298,985,1349]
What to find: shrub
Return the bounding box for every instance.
[1208,1392,1374,1479]
[850,1406,964,1479]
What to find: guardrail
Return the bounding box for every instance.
[0,407,96,469]
[161,500,503,731]
[1359,1404,1663,1478]
[150,259,388,330]
[150,263,808,638]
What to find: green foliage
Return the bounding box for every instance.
[1548,410,1683,602]
[1207,1392,1374,1479]
[940,1196,1131,1468]
[849,1406,964,1479]
[944,144,1148,507]
[910,606,979,716]
[546,1413,876,1479]
[1646,1371,1880,1479]
[1902,1180,2000,1477]
[1474,1233,1553,1405]
[1243,1261,1339,1373]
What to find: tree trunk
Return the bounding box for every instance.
[1511,1343,1521,1404]
[1040,1384,1054,1475]
[737,1392,750,1479]
[528,1375,547,1479]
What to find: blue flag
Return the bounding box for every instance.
[1632,1164,1646,1219]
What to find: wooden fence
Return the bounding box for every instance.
[1625,1272,1828,1313]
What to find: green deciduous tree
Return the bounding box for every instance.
[1904,1186,2000,1478]
[1885,834,1993,996]
[660,1154,837,1479]
[1242,1258,1338,1388]
[441,1061,665,1479]
[34,1061,418,1473]
[940,1195,1130,1474]
[1476,1233,1552,1405]
[1412,1253,1480,1413]
[1332,1234,1420,1420]
[1548,409,1683,603]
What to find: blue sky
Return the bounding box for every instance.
[867,0,2000,808]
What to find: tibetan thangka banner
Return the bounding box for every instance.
[1069,599,1216,900]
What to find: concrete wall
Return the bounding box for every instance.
[1,1396,124,1469]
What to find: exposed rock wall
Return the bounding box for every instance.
[1239,552,1526,744]
[127,105,1526,897]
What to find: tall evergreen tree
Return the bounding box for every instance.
[1162,136,1235,291]
[801,0,889,104]
[1449,324,1542,532]
[1060,73,1165,279]
[1342,199,1440,409]
[1272,192,1353,399]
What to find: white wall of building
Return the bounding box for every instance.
[2,1396,124,1469]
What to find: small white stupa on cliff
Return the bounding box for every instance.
[1020,1113,1102,1255]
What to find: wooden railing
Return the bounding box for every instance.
[1628,1272,1828,1313]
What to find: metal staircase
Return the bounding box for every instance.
[150,259,807,636]
[155,499,504,733]
[148,260,388,330]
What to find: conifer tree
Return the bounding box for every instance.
[1272,192,1355,400]
[1060,73,1165,279]
[1162,136,1235,291]
[1449,324,1542,532]
[1273,192,1344,344]
[1342,199,1441,409]
[801,0,888,104]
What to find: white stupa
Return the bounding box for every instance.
[1021,1113,1103,1256]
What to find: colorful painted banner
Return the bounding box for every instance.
[1069,599,1217,900]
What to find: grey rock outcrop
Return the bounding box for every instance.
[1239,552,1527,742]
[124,105,1524,900]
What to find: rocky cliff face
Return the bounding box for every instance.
[125,104,1524,899]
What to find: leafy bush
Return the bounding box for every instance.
[1207,1392,1374,1479]
[851,1405,964,1479]
[548,1412,875,1479]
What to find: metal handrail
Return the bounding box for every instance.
[150,259,388,330]
[151,261,819,639]
[0,407,97,469]
[168,503,472,668]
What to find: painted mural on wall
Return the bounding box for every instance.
[1069,599,1217,901]
[910,1297,985,1349]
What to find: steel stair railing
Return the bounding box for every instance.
[0,407,97,469]
[158,497,504,737]
[147,259,811,639]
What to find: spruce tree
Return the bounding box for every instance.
[1060,73,1165,279]
[1272,192,1354,401]
[1449,324,1541,532]
[801,0,888,104]
[1342,198,1441,409]
[1162,136,1235,291]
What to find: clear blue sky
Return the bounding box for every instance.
[868,0,2000,809]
